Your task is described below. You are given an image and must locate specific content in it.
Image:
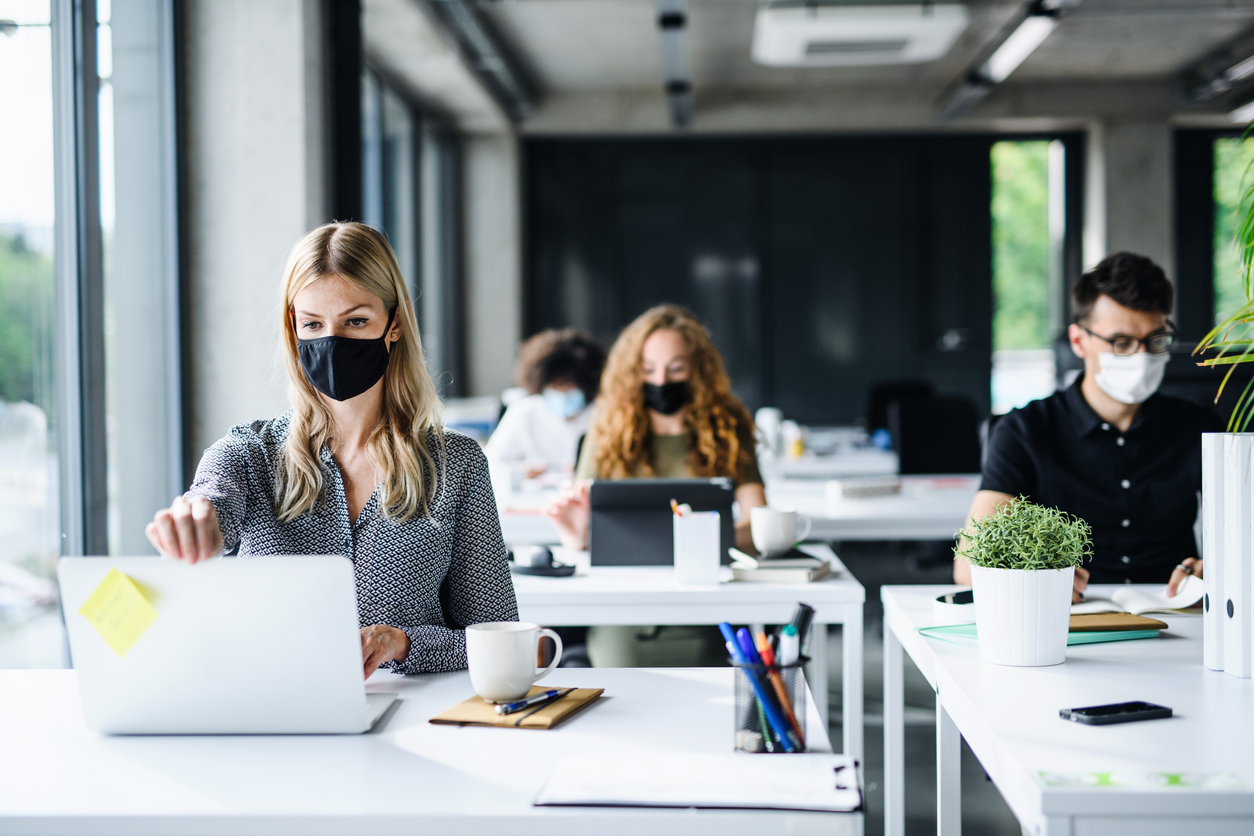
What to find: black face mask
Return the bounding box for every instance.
[642,380,690,415]
[297,310,395,402]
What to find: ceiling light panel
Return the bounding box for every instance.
[752,4,970,68]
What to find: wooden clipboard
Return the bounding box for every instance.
[429,686,604,730]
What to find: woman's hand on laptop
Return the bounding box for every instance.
[145,495,223,563]
[360,625,410,679]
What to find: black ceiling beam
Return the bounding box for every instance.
[427,0,538,122]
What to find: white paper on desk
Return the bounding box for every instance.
[534,751,861,812]
[1070,576,1204,616]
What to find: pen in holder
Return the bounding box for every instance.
[731,655,808,754]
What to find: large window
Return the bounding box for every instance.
[990,139,1065,413]
[0,0,62,667]
[1214,136,1254,325]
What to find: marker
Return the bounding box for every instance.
[494,688,571,715]
[670,499,682,516]
[779,624,800,666]
[788,603,816,655]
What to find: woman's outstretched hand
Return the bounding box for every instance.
[1166,557,1202,597]
[145,495,223,563]
[361,625,410,679]
[544,480,591,550]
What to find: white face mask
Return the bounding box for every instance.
[1093,351,1169,405]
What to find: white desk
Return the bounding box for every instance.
[512,544,865,759]
[0,667,860,836]
[881,585,1254,836]
[499,476,976,545]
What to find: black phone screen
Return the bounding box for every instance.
[1060,701,1172,725]
[1072,701,1163,717]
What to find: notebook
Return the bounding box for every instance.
[535,751,861,813]
[1070,575,1204,617]
[730,563,832,584]
[918,623,1161,649]
[428,686,603,729]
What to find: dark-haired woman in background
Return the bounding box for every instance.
[486,328,606,478]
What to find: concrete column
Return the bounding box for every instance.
[462,133,522,397]
[182,0,326,470]
[1083,119,1174,273]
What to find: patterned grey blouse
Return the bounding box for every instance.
[186,410,519,674]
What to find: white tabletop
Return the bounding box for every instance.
[0,667,858,836]
[881,585,1254,831]
[513,545,865,626]
[499,476,977,545]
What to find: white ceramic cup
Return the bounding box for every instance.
[465,621,563,702]
[750,506,813,556]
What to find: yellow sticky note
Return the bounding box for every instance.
[77,568,158,657]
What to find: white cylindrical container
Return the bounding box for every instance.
[970,565,1074,667]
[674,511,721,585]
[1201,432,1225,672]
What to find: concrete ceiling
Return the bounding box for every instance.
[470,0,1254,131]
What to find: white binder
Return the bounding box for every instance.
[1222,433,1253,678]
[1202,433,1225,671]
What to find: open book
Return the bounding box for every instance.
[1070,575,1204,617]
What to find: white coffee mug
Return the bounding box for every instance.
[750,506,813,556]
[465,621,563,702]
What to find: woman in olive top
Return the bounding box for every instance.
[547,304,766,551]
[546,305,766,666]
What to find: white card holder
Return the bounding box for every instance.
[1222,433,1253,678]
[1202,433,1225,671]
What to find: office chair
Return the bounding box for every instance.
[867,380,935,432]
[888,394,982,475]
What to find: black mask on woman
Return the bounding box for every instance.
[297,310,395,402]
[642,380,690,415]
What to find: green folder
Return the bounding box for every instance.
[917,623,1160,650]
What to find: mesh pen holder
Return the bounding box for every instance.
[731,656,808,753]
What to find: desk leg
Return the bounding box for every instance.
[936,694,961,836]
[841,606,863,763]
[884,624,904,836]
[808,622,830,730]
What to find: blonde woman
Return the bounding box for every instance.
[145,222,517,677]
[547,304,767,552]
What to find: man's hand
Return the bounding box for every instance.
[361,625,410,679]
[1072,566,1090,603]
[145,495,223,563]
[1166,557,1202,597]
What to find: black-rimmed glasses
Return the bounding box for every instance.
[1080,322,1176,356]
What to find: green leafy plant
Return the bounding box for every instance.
[1196,130,1254,430]
[955,497,1092,571]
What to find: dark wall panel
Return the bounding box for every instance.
[523,136,996,424]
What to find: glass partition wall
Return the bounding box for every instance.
[0,0,181,668]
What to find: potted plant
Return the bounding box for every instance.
[955,497,1092,666]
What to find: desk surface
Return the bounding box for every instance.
[0,667,857,836]
[500,476,977,545]
[513,544,865,625]
[882,585,1254,827]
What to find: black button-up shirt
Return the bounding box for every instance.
[980,377,1221,584]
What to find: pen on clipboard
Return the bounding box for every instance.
[494,688,572,715]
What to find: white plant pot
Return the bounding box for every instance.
[969,565,1074,667]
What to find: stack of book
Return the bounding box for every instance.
[729,548,831,583]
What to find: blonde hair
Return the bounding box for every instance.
[591,305,755,480]
[276,222,442,523]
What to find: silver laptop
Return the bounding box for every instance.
[58,556,397,734]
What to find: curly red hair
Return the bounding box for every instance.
[592,305,755,481]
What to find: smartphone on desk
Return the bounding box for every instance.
[1060,701,1172,725]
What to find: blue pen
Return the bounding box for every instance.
[727,626,798,752]
[493,688,567,715]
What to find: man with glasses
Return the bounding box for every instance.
[955,252,1220,599]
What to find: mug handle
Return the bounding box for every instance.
[795,513,813,544]
[534,628,564,682]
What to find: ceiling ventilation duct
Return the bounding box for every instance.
[751,3,969,67]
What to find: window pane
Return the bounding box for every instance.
[0,0,65,667]
[990,140,1059,414]
[381,86,418,307]
[1214,137,1254,326]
